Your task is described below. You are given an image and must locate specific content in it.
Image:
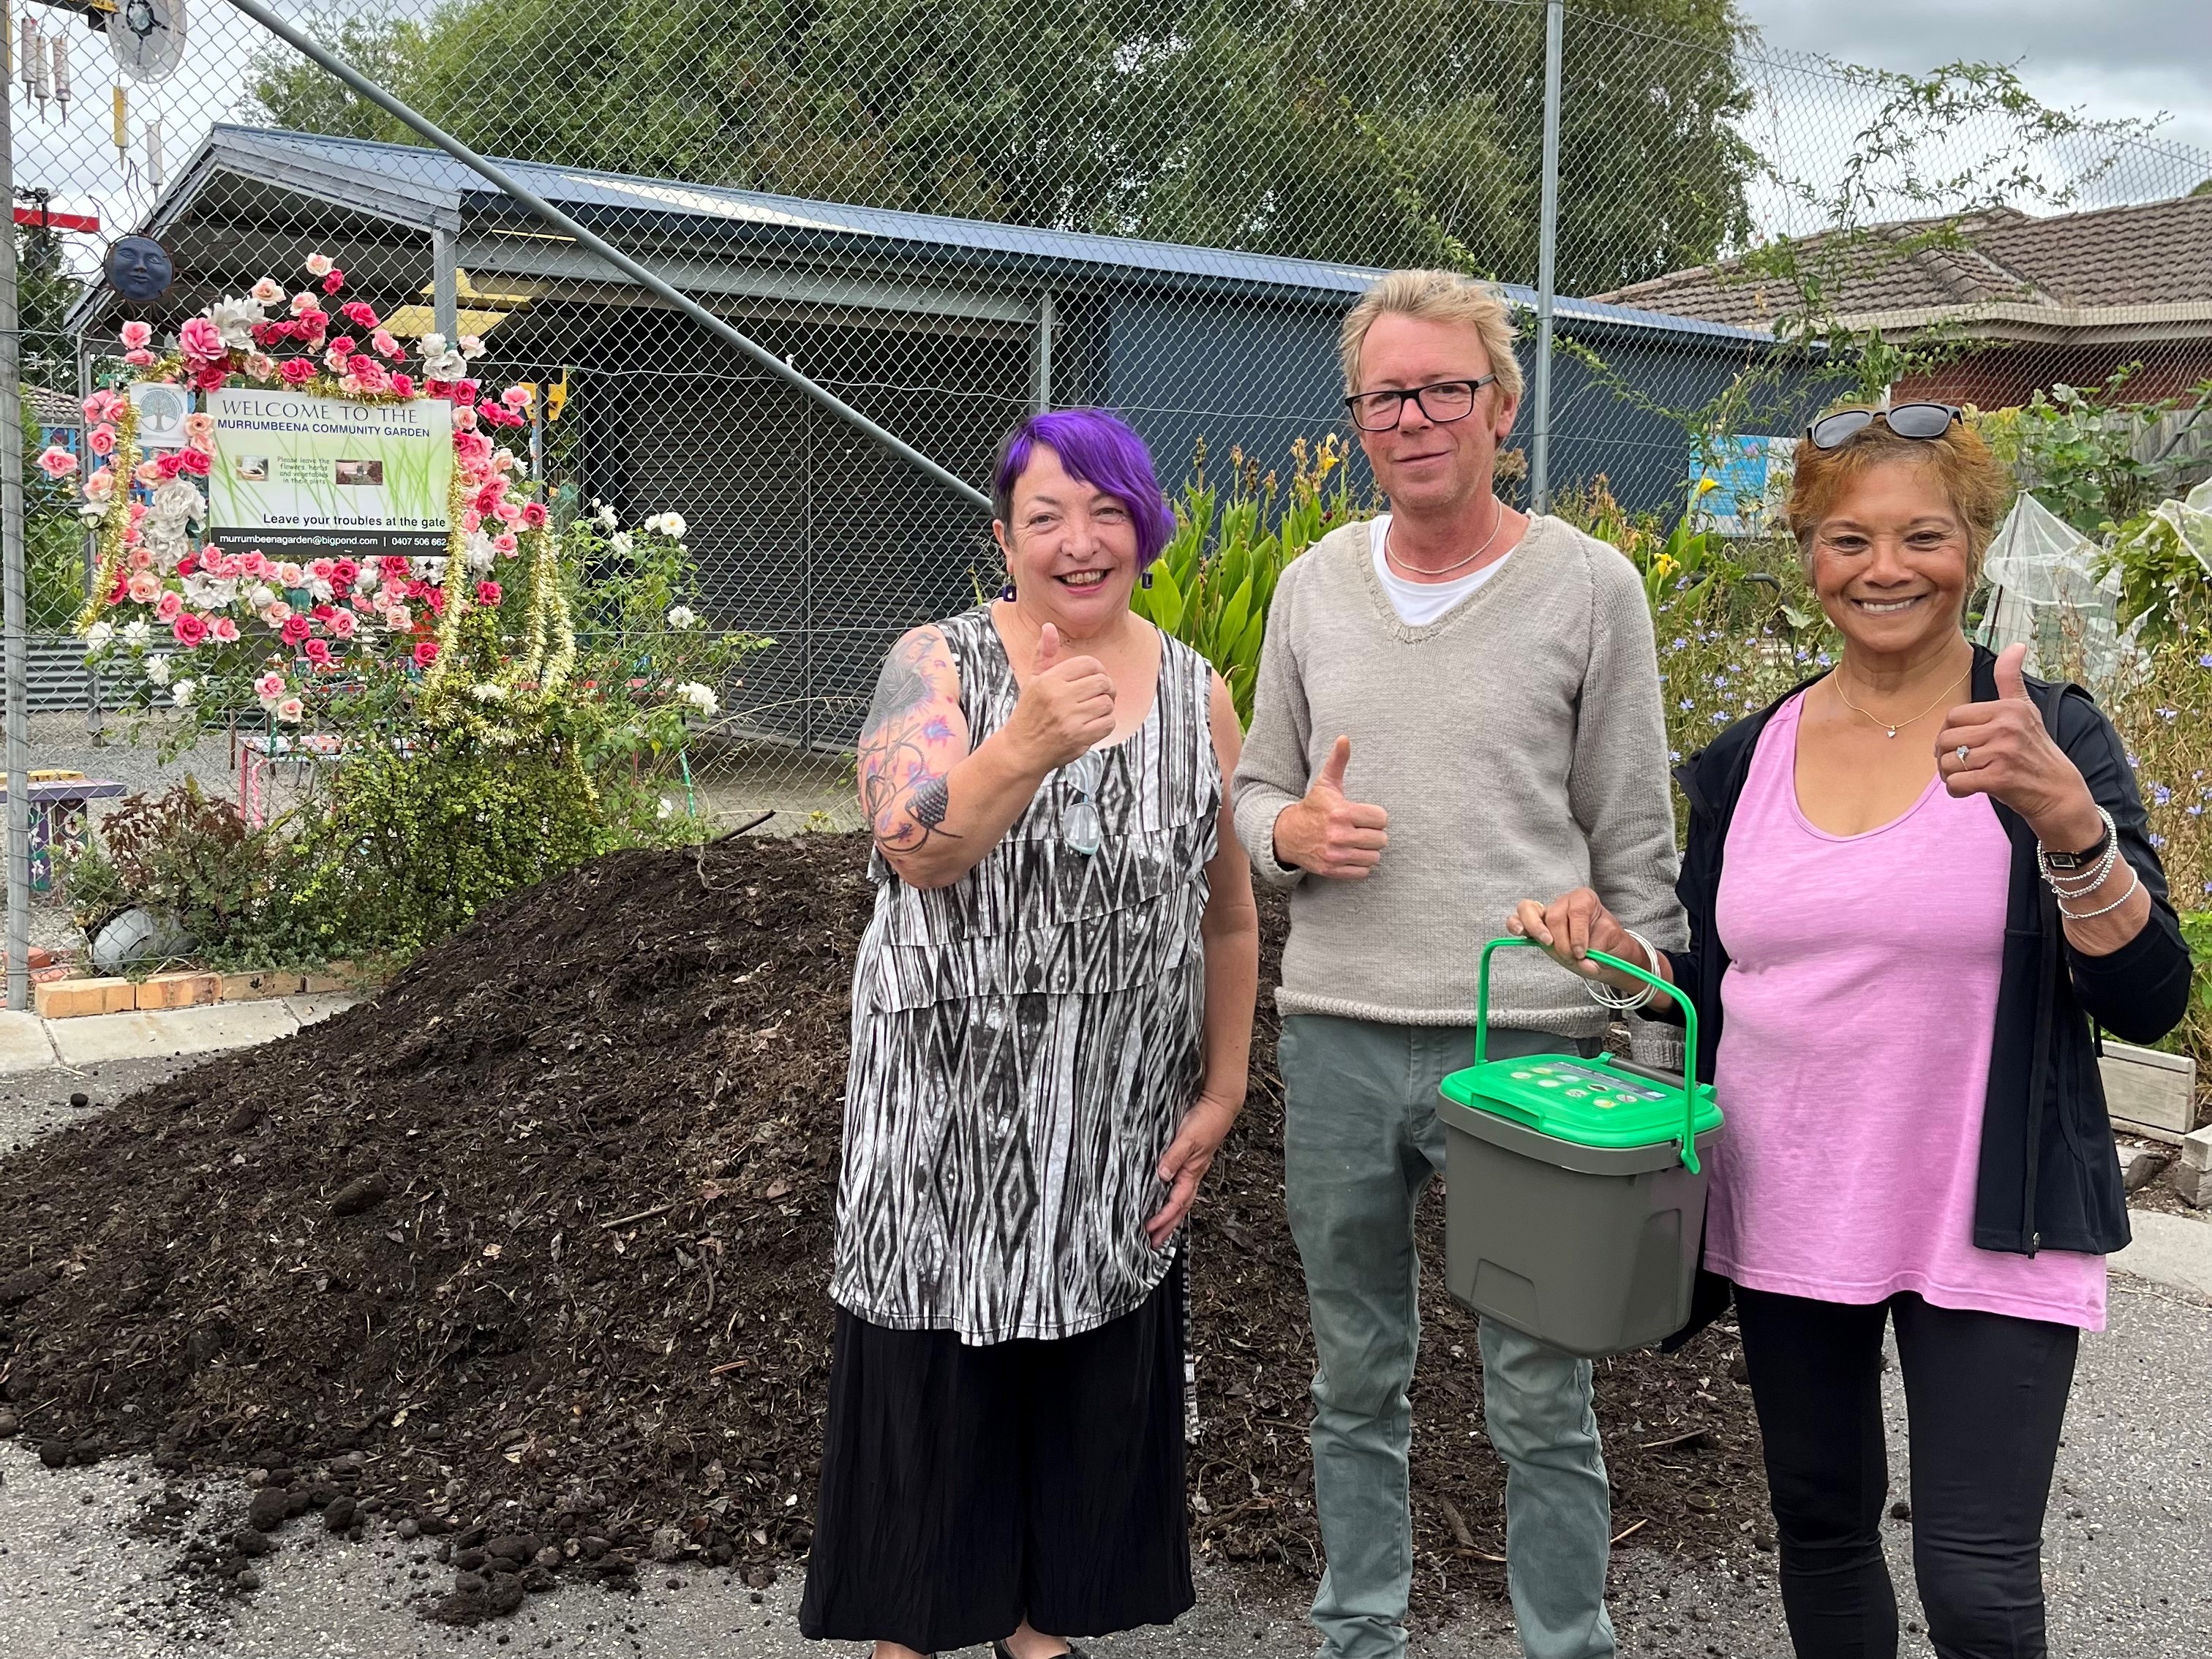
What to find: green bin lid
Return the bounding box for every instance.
[1439,1052,1722,1151]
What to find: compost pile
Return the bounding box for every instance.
[0,833,1766,1620]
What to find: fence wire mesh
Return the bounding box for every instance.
[5,0,2211,864]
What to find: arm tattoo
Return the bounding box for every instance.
[857,630,964,853]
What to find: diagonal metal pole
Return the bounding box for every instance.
[1530,0,1564,514]
[219,0,990,515]
[3,61,29,1014]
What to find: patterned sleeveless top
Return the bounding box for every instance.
[832,606,1221,1344]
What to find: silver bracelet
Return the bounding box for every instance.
[1584,928,1659,1012]
[2057,863,2140,922]
[2038,807,2118,898]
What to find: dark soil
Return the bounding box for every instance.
[0,832,1767,1621]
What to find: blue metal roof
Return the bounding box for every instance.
[187,124,1772,345]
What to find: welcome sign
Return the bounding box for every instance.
[207,389,454,561]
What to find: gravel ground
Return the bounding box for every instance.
[1,1055,2208,1658]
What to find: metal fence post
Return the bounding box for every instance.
[1530,0,1563,514]
[2,67,29,1013]
[219,0,990,516]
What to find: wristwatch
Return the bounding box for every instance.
[2042,819,2113,870]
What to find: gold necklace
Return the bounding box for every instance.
[1830,665,1968,739]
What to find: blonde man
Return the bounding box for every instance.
[1231,271,1684,1659]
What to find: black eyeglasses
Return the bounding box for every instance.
[1806,403,1962,450]
[1344,375,1497,432]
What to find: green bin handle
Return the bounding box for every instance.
[1473,934,1704,1174]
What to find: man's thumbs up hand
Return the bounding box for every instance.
[1272,734,1389,879]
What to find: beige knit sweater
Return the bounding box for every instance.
[1231,513,1686,1033]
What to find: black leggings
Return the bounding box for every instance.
[1734,1286,2079,1659]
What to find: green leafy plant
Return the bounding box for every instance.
[86,780,317,968]
[1982,366,2212,538]
[1132,435,1360,723]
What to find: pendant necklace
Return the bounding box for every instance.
[1831,666,1968,739]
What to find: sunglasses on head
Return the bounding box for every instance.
[1806,403,1963,450]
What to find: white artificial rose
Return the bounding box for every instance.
[144,653,173,686]
[172,679,197,708]
[121,619,151,647]
[666,605,697,631]
[83,621,114,655]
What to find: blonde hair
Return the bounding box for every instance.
[1786,413,2012,585]
[1339,269,1524,405]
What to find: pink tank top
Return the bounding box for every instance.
[1707,692,2105,1331]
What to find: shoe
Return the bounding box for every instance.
[993,1642,1088,1659]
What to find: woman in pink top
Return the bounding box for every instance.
[1513,410,2191,1659]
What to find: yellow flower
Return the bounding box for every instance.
[1693,476,1721,497]
[1654,553,1680,577]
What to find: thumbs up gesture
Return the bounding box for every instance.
[1273,734,1391,879]
[1008,622,1116,771]
[1934,643,2103,850]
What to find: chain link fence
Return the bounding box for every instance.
[4,0,2211,983]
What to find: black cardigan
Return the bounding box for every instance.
[1657,644,2192,1268]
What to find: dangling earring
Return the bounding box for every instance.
[998,579,1016,601]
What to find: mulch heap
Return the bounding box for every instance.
[0,833,1768,1622]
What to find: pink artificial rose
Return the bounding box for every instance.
[305,253,334,278]
[494,500,524,527]
[452,406,478,432]
[412,640,440,669]
[193,365,230,392]
[87,426,116,456]
[83,469,116,503]
[341,301,378,330]
[177,448,212,477]
[154,590,184,622]
[178,317,227,362]
[127,571,161,603]
[171,613,209,648]
[328,611,356,640]
[353,361,391,394]
[389,373,415,399]
[213,617,241,644]
[290,291,318,317]
[276,562,304,587]
[521,501,548,530]
[492,531,519,557]
[184,413,215,442]
[475,581,503,607]
[263,600,293,626]
[500,384,532,410]
[296,309,328,338]
[372,330,402,359]
[330,558,359,589]
[459,509,482,533]
[36,445,78,479]
[83,391,120,423]
[309,558,335,582]
[238,551,268,579]
[323,347,351,375]
[276,696,305,723]
[246,353,279,382]
[322,270,345,295]
[279,357,317,387]
[124,347,156,367]
[255,671,286,699]
[453,378,480,407]
[328,336,356,356]
[304,638,333,666]
[128,548,154,571]
[384,606,413,631]
[120,320,152,349]
[250,276,286,305]
[176,552,200,578]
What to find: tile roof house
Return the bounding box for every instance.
[1592,192,2212,410]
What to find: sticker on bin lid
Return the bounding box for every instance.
[1437,1051,1721,1151]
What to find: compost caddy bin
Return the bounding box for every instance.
[1438,937,1723,1358]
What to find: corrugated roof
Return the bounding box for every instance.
[186,125,1771,344]
[1595,194,2212,336]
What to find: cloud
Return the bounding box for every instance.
[1737,0,2212,162]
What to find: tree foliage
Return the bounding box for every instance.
[251,0,1753,293]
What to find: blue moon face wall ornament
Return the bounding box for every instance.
[107,236,176,304]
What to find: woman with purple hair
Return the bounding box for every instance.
[800,408,1259,1659]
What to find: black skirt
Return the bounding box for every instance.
[800,1256,1194,1651]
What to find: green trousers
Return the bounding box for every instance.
[1279,1014,1617,1659]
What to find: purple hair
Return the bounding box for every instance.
[991,408,1175,565]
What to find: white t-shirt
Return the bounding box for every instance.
[1369,514,1513,626]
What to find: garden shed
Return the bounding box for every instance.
[77,125,1815,750]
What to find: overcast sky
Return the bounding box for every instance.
[1734,0,2212,169]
